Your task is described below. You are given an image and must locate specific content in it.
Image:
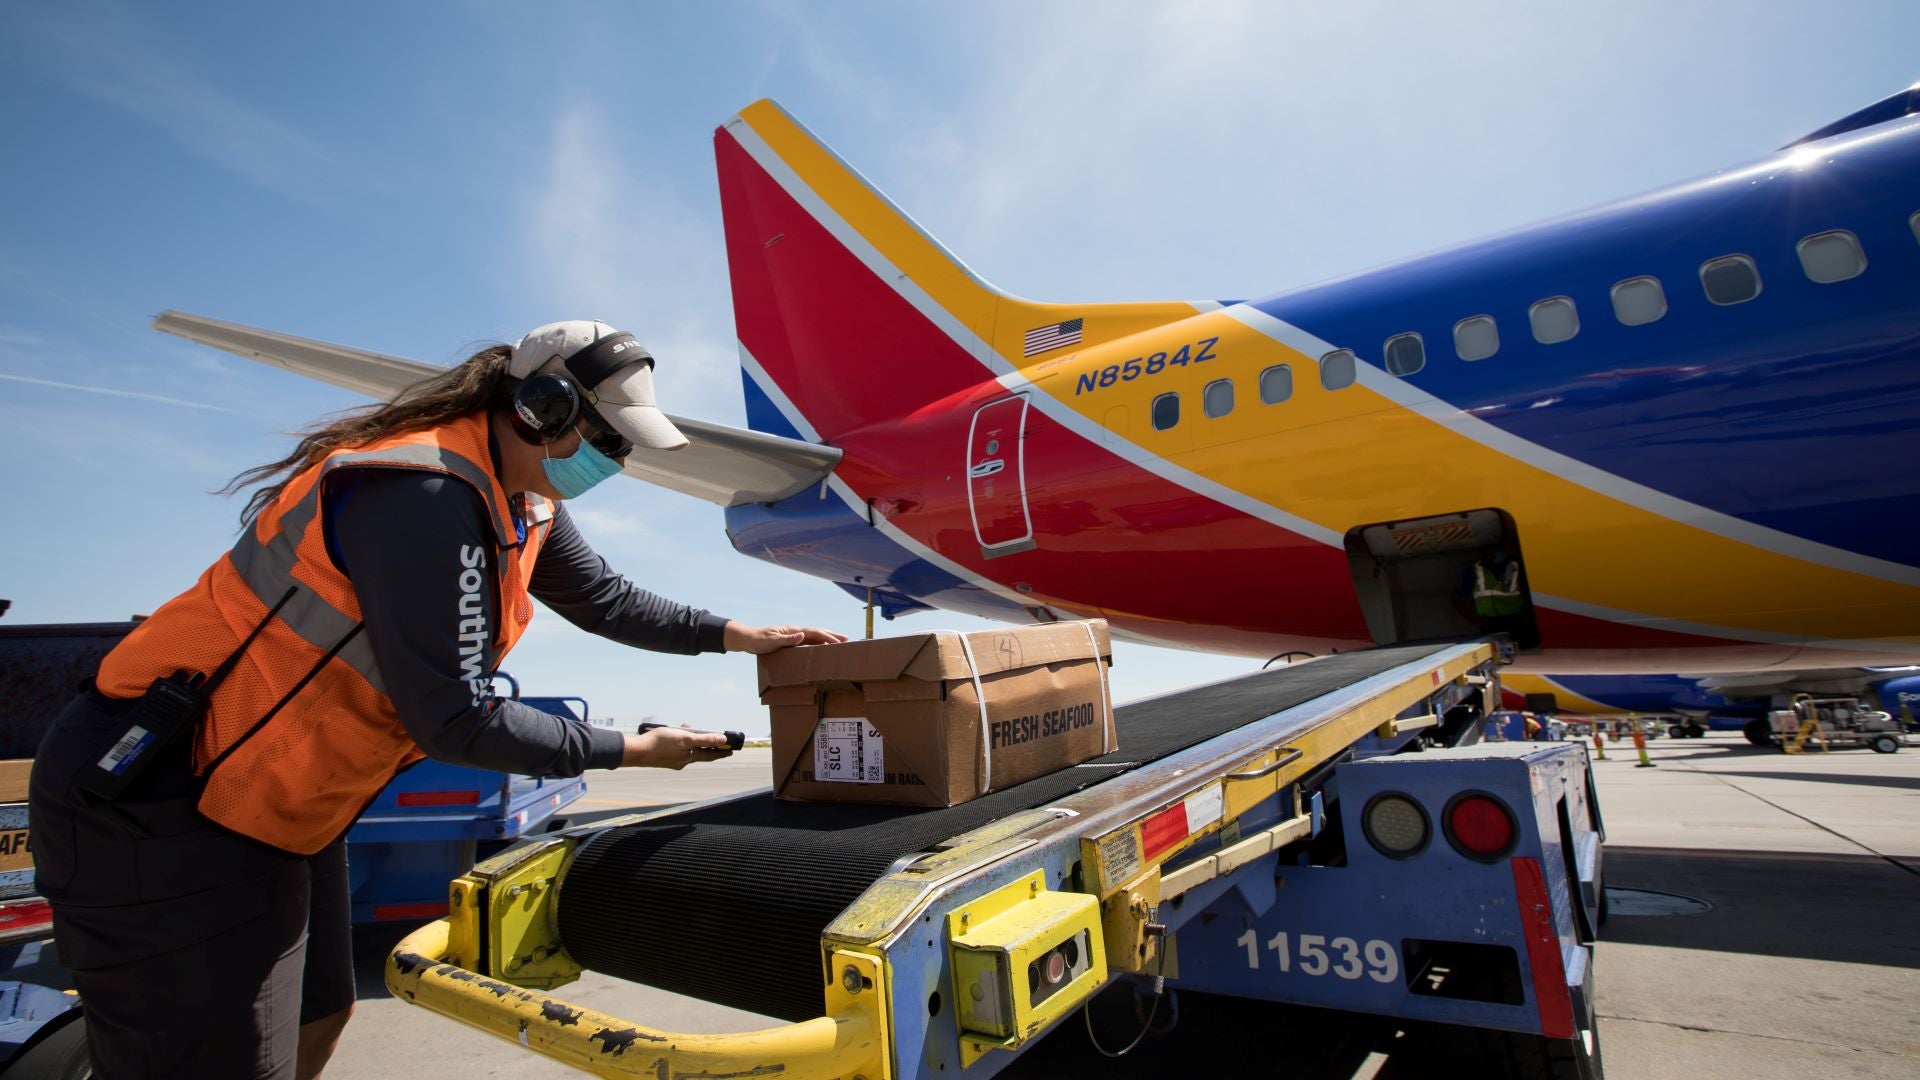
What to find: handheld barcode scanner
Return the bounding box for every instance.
[638,722,746,752]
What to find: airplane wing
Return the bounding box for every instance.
[152,311,841,507]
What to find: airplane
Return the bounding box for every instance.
[1503,668,1920,744]
[153,87,1920,678]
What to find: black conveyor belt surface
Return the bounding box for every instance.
[558,642,1457,1021]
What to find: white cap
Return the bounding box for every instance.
[509,320,689,451]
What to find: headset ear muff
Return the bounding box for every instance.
[509,373,583,445]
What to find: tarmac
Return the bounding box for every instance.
[330,732,1920,1079]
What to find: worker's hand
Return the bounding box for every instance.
[621,726,733,770]
[723,621,849,654]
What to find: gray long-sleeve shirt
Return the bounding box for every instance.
[323,468,729,776]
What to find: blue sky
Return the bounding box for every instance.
[2,1,1916,733]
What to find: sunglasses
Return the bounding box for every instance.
[578,413,633,460]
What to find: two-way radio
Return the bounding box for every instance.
[74,587,296,801]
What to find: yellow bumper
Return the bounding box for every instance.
[386,918,890,1079]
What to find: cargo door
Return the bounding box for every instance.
[966,395,1035,557]
[1342,508,1540,650]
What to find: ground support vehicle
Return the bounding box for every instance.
[1484,709,1530,741]
[1770,695,1907,754]
[387,640,1607,1079]
[1664,718,1707,739]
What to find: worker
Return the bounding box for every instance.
[1524,713,1543,741]
[27,321,847,1080]
[1451,547,1526,640]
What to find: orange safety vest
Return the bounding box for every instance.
[96,411,553,854]
[1472,561,1524,617]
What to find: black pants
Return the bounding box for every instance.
[29,692,354,1079]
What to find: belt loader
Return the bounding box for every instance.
[389,640,1607,1078]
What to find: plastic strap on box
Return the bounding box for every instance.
[1082,621,1114,753]
[956,632,994,794]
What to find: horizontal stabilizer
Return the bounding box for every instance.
[152,311,841,506]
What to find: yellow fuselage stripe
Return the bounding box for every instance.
[1500,674,1628,716]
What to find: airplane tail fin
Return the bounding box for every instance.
[716,100,1214,443]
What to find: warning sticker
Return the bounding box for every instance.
[1391,519,1474,554]
[1098,827,1143,892]
[814,719,885,784]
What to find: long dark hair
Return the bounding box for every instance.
[220,345,514,525]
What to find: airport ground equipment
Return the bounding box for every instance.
[388,640,1608,1078]
[1772,694,1906,754]
[1485,709,1528,742]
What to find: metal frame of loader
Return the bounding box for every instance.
[386,640,1606,1078]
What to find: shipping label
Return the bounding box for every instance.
[814,719,885,784]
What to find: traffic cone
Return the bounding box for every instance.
[1632,727,1656,768]
[1592,733,1606,760]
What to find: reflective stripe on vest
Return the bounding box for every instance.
[222,440,518,697]
[1472,562,1524,617]
[93,411,551,854]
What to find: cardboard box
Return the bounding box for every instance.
[760,621,1116,807]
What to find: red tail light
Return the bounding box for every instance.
[0,897,55,943]
[1445,793,1517,860]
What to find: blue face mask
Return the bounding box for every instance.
[542,437,624,499]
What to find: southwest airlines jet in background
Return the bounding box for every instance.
[1501,668,1920,744]
[157,88,1920,681]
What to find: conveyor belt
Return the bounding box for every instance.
[558,642,1458,1021]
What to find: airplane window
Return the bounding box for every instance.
[1204,379,1234,418]
[1453,316,1499,361]
[1610,277,1667,326]
[1797,230,1866,284]
[1384,333,1425,376]
[1152,392,1180,431]
[1700,255,1762,305]
[1529,297,1579,344]
[1320,349,1356,390]
[1259,364,1293,404]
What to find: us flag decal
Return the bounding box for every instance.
[1023,317,1084,356]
